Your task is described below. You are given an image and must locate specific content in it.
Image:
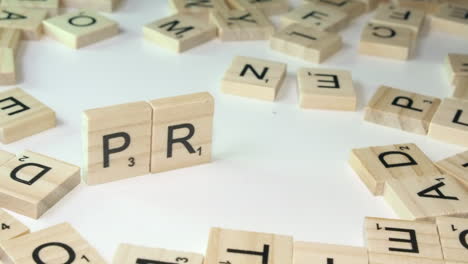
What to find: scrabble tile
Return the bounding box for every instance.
[359,23,413,60]
[143,14,217,53]
[0,150,80,219]
[82,101,152,185]
[210,9,275,41]
[0,88,56,144]
[305,0,366,20]
[297,68,356,111]
[170,0,230,17]
[113,244,204,264]
[356,0,381,11]
[436,217,468,263]
[445,53,468,99]
[221,56,287,101]
[61,0,120,12]
[294,241,368,264]
[226,0,289,16]
[0,209,29,242]
[149,92,214,173]
[436,151,468,188]
[1,223,105,263]
[43,10,119,49]
[384,174,468,220]
[0,28,21,85]
[429,98,468,147]
[281,3,349,32]
[0,7,47,40]
[205,227,293,264]
[372,4,425,41]
[270,23,342,63]
[0,150,14,165]
[0,28,21,53]
[364,86,441,134]
[396,0,447,13]
[365,217,444,264]
[349,143,441,196]
[431,3,468,38]
[1,0,59,17]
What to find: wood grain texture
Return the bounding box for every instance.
[359,23,413,60]
[281,3,349,32]
[436,151,468,188]
[113,244,204,264]
[0,7,47,40]
[428,98,468,147]
[0,208,29,242]
[294,241,368,264]
[436,217,468,263]
[430,2,468,38]
[0,150,14,165]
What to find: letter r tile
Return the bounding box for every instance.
[0,151,80,219]
[82,101,152,185]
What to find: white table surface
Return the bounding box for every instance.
[3,0,468,261]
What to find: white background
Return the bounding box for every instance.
[3,0,468,261]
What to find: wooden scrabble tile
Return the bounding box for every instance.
[61,0,120,12]
[82,101,152,185]
[372,4,425,41]
[0,150,14,165]
[0,28,21,86]
[43,10,119,49]
[429,98,468,147]
[384,174,468,220]
[149,92,214,173]
[1,0,59,17]
[395,0,445,13]
[281,3,349,32]
[226,0,289,16]
[297,68,356,111]
[445,54,468,100]
[0,28,21,53]
[221,56,287,101]
[349,143,441,196]
[143,14,217,53]
[436,217,468,263]
[356,0,381,11]
[0,209,29,242]
[431,3,468,38]
[294,241,368,264]
[210,9,275,41]
[113,244,204,264]
[270,23,342,63]
[0,150,80,219]
[170,0,230,17]
[205,227,293,264]
[359,22,413,60]
[365,217,444,264]
[0,7,47,40]
[364,86,441,134]
[0,88,56,144]
[305,0,366,20]
[436,151,468,188]
[1,223,105,263]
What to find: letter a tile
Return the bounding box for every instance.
[1,0,59,17]
[113,244,204,264]
[436,217,468,263]
[294,241,368,264]
[349,143,441,196]
[148,92,214,173]
[0,151,80,219]
[221,56,287,101]
[428,98,468,147]
[205,228,293,264]
[1,223,105,264]
[0,8,47,40]
[436,151,468,188]
[82,101,152,185]
[144,14,217,53]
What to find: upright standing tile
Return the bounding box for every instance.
[359,23,413,60]
[205,228,293,264]
[297,68,356,111]
[0,151,80,219]
[431,3,468,38]
[1,0,59,17]
[349,143,441,196]
[210,9,275,41]
[1,223,105,264]
[0,88,56,144]
[436,151,468,188]
[0,7,47,40]
[281,4,349,32]
[294,241,368,264]
[143,14,217,53]
[270,23,342,63]
[82,101,152,185]
[395,0,445,13]
[170,0,230,17]
[384,174,468,220]
[113,244,204,264]
[0,209,29,242]
[445,53,468,100]
[436,217,468,263]
[305,0,366,19]
[0,28,20,85]
[372,4,425,41]
[227,0,289,16]
[0,150,14,165]
[149,92,214,173]
[365,217,444,264]
[61,0,120,12]
[429,98,468,147]
[221,56,287,101]
[364,86,441,134]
